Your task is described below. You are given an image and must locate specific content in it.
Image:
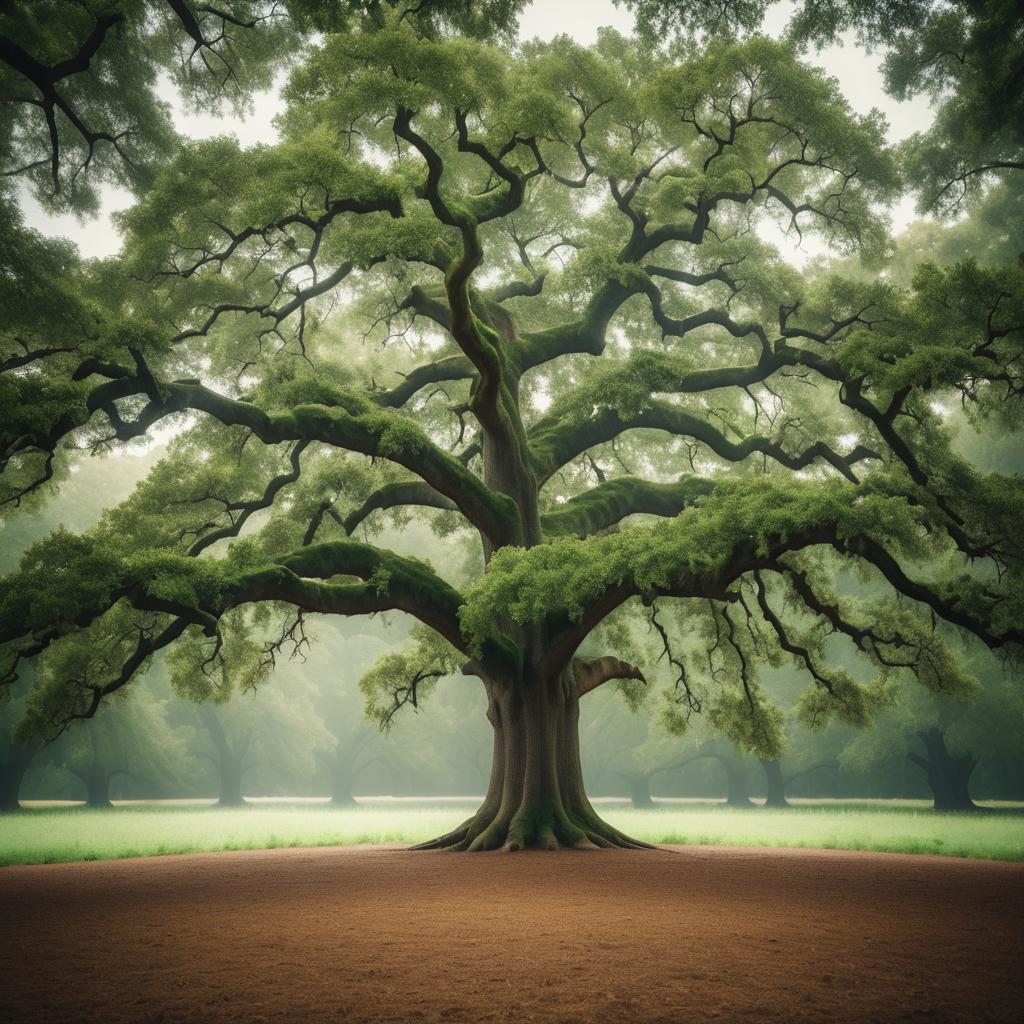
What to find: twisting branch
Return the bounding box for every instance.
[375,667,446,730]
[54,616,193,734]
[750,571,834,695]
[372,354,475,409]
[529,396,881,484]
[165,1,283,95]
[11,361,518,547]
[780,564,917,668]
[541,475,716,538]
[0,11,130,192]
[648,601,701,716]
[342,480,460,535]
[187,439,308,555]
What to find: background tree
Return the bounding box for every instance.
[758,755,836,809]
[185,667,330,804]
[1,15,1022,853]
[840,652,1024,811]
[578,684,676,808]
[673,738,757,807]
[0,672,41,811]
[52,678,188,807]
[301,620,396,804]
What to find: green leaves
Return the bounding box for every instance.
[1,530,120,635]
[359,623,462,730]
[645,35,899,241]
[708,688,785,760]
[1,1,298,212]
[837,260,1024,419]
[459,477,926,654]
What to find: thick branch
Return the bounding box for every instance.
[573,656,645,697]
[373,354,475,408]
[543,520,1023,677]
[541,475,715,538]
[56,367,517,547]
[530,397,880,484]
[342,480,459,535]
[233,541,467,650]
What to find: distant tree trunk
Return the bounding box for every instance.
[87,765,113,807]
[760,759,789,808]
[0,744,37,812]
[719,754,755,807]
[674,746,755,807]
[218,760,244,806]
[908,728,978,812]
[71,728,114,808]
[627,774,654,808]
[331,755,356,806]
[615,772,653,808]
[201,707,249,807]
[72,762,112,808]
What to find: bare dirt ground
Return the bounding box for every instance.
[1,844,1021,1023]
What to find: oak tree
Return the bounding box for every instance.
[2,15,1022,850]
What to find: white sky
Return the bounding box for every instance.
[18,0,934,264]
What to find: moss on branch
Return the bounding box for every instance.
[541,475,716,538]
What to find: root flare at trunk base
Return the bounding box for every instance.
[414,666,658,852]
[411,801,656,852]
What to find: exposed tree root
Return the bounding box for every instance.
[411,800,657,853]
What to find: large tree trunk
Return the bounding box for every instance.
[909,728,978,812]
[421,369,648,852]
[0,744,37,812]
[760,758,790,808]
[415,667,653,852]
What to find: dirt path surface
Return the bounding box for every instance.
[2,844,1022,1023]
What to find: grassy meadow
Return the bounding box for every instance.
[1,798,1022,867]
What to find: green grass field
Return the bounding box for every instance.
[1,799,1022,866]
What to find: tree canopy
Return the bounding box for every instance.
[623,0,1024,214]
[1,4,1022,850]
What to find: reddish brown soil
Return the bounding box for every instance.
[1,844,1022,1023]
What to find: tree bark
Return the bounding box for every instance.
[415,667,653,851]
[411,341,649,851]
[760,758,790,808]
[909,728,978,812]
[0,744,37,812]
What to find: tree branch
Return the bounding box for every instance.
[573,656,645,697]
[541,475,715,538]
